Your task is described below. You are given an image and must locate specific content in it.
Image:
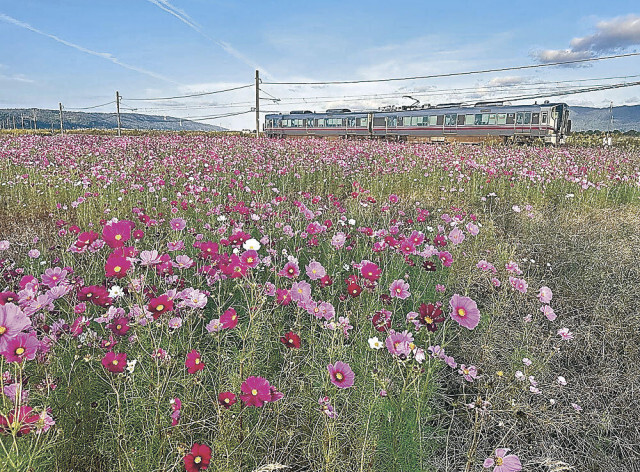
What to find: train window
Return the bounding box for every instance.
[541,112,547,124]
[457,114,466,125]
[532,113,540,125]
[516,113,524,125]
[506,113,515,125]
[465,114,475,125]
[373,117,386,127]
[347,117,356,127]
[306,118,314,127]
[282,119,290,127]
[474,114,489,125]
[524,113,531,125]
[397,117,403,126]
[317,119,325,127]
[488,114,497,125]
[387,116,398,127]
[436,115,444,126]
[497,114,506,125]
[356,117,367,127]
[428,116,438,126]
[445,114,457,126]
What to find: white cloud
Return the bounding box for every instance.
[532,14,640,65]
[487,76,525,87]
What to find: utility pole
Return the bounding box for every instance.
[59,102,64,135]
[116,91,122,137]
[12,115,15,130]
[33,109,37,131]
[21,114,24,129]
[255,70,260,138]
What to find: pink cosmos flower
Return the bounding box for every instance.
[102,220,133,248]
[483,448,522,472]
[540,305,556,321]
[557,328,573,340]
[327,361,355,389]
[331,232,347,249]
[240,376,272,407]
[169,218,186,231]
[290,281,312,303]
[279,261,300,278]
[491,277,501,287]
[538,286,553,303]
[448,227,465,245]
[509,277,528,294]
[240,250,259,268]
[449,294,480,330]
[105,253,131,279]
[389,279,411,299]
[466,222,480,236]
[385,330,414,357]
[458,364,479,382]
[360,261,382,281]
[306,261,326,280]
[41,267,68,288]
[0,303,31,351]
[438,251,453,267]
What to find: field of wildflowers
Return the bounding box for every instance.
[0,135,638,471]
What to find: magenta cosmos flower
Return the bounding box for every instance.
[483,448,522,472]
[449,294,480,330]
[327,361,355,388]
[1,333,38,363]
[0,303,31,351]
[240,376,272,407]
[185,349,204,374]
[389,279,411,299]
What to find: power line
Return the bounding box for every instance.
[262,52,640,85]
[66,100,116,110]
[124,84,253,101]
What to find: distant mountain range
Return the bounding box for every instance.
[0,105,638,133]
[569,105,640,132]
[0,108,225,132]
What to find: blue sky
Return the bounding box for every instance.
[1,0,639,129]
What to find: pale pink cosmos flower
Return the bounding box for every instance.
[306,261,326,280]
[483,448,522,472]
[491,277,501,287]
[557,328,573,340]
[540,305,556,321]
[327,361,355,389]
[0,241,9,251]
[538,286,553,303]
[466,222,479,236]
[435,284,446,293]
[448,227,465,245]
[509,276,528,294]
[458,364,479,382]
[522,358,532,366]
[449,294,480,330]
[290,281,312,303]
[331,232,346,249]
[169,218,186,231]
[505,261,522,275]
[389,279,411,299]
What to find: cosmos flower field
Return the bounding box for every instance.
[0,135,639,471]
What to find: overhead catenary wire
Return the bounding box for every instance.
[124,84,254,101]
[66,100,116,111]
[261,52,640,85]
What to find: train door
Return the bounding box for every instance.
[444,113,457,135]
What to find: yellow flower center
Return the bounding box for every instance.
[112,360,119,365]
[495,457,503,466]
[457,308,466,317]
[116,324,122,330]
[15,347,25,355]
[288,338,294,344]
[195,358,200,364]
[251,389,258,395]
[335,372,344,380]
[425,317,433,324]
[0,326,6,335]
[194,456,202,464]
[115,234,122,240]
[156,304,164,311]
[114,266,122,273]
[463,369,469,375]
[247,257,253,263]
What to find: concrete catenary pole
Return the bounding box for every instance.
[59,103,64,135]
[255,70,260,138]
[116,91,122,137]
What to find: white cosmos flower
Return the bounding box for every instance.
[126,359,137,373]
[243,238,261,251]
[368,337,383,350]
[348,219,356,225]
[108,285,124,298]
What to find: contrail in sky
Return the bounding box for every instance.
[0,12,179,84]
[145,0,273,78]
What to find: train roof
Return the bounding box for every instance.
[265,103,568,118]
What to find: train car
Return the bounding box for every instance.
[264,102,571,145]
